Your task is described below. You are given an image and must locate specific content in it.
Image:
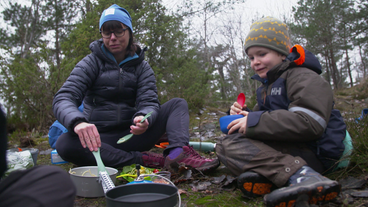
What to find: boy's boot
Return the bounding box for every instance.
[237,171,277,198]
[264,166,341,207]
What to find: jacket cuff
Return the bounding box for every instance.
[246,111,265,137]
[70,118,88,132]
[247,111,265,127]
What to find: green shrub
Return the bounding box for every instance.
[347,116,368,173]
[330,112,368,179]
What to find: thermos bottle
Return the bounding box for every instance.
[189,142,216,152]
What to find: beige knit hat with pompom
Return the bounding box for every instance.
[244,16,291,56]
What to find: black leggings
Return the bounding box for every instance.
[56,98,190,168]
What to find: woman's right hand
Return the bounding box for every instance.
[74,122,101,152]
[230,102,247,115]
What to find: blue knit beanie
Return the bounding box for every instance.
[99,4,133,32]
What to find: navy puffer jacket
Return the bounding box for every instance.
[53,39,160,133]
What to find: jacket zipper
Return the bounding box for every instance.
[263,81,269,105]
[88,98,96,121]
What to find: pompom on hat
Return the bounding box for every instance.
[244,16,291,56]
[99,4,133,32]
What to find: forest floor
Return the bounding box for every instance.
[6,82,368,207]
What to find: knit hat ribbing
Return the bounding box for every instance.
[99,4,133,32]
[244,17,291,56]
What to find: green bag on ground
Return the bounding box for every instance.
[334,130,353,170]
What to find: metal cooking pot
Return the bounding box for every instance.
[97,170,180,207]
[89,155,180,207]
[69,166,118,197]
[105,182,178,207]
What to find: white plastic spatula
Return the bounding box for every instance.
[117,111,153,144]
[92,148,115,193]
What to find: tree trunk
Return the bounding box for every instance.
[329,48,340,90]
[216,58,227,100]
[324,54,331,86]
[359,45,367,79]
[345,48,353,87]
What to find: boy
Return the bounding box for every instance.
[216,17,345,206]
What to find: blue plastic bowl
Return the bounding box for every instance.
[219,114,244,134]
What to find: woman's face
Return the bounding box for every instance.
[101,23,130,58]
[247,46,285,79]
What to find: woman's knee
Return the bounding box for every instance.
[55,136,65,155]
[55,133,80,159]
[161,98,189,114]
[168,98,188,107]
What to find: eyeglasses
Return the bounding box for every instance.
[100,27,129,39]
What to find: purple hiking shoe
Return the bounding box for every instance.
[164,145,220,173]
[142,151,165,168]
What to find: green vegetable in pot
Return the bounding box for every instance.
[116,164,158,182]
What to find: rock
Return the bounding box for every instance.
[340,176,367,190]
[350,190,368,198]
[211,175,226,184]
[202,123,216,130]
[40,148,53,155]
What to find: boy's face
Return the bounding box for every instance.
[247,46,285,79]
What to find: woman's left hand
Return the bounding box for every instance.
[227,111,249,135]
[130,115,149,135]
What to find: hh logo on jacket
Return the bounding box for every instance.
[271,87,282,95]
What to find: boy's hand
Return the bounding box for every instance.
[130,115,149,135]
[230,102,247,115]
[228,111,249,134]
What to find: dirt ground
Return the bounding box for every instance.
[30,114,368,206]
[31,131,368,207]
[6,86,368,206]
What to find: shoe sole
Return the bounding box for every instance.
[195,160,220,173]
[264,180,341,207]
[237,172,277,198]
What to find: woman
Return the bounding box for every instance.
[53,4,219,173]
